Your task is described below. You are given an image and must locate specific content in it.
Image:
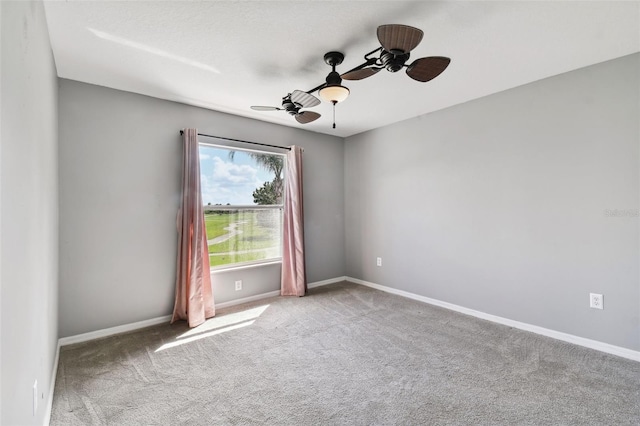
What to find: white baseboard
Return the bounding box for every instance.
[347,276,640,362]
[215,290,281,309]
[215,276,345,308]
[43,341,61,426]
[308,276,347,289]
[58,315,173,346]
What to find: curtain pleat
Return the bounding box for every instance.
[281,146,306,296]
[171,128,215,327]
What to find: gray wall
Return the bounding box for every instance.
[1,1,59,424]
[345,53,640,351]
[58,79,345,337]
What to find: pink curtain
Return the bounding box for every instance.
[281,145,306,296]
[171,128,215,327]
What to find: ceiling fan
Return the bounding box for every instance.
[251,90,321,124]
[250,24,450,128]
[341,24,451,82]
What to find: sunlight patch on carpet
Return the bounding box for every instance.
[155,304,270,352]
[156,320,255,352]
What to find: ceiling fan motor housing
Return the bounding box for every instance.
[381,50,410,72]
[282,99,299,115]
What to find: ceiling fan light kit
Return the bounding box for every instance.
[250,24,451,129]
[318,84,349,104]
[318,51,350,104]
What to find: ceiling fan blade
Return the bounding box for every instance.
[251,105,281,111]
[377,24,423,53]
[406,56,451,82]
[295,111,321,124]
[342,67,382,81]
[291,90,320,108]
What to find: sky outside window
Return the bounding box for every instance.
[199,146,274,205]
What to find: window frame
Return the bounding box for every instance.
[199,141,286,271]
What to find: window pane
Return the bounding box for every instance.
[199,145,283,206]
[205,209,282,268]
[199,144,285,269]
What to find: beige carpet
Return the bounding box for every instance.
[51,282,640,425]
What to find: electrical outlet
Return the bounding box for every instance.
[376,257,382,267]
[33,380,38,415]
[235,280,242,291]
[590,293,603,310]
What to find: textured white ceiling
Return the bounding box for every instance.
[44,1,640,137]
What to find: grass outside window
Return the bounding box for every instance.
[204,209,282,268]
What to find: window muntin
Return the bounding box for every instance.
[199,144,284,269]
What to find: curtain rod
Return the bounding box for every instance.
[179,130,291,151]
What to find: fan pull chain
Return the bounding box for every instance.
[332,101,336,129]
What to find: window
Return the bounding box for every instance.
[199,143,284,269]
